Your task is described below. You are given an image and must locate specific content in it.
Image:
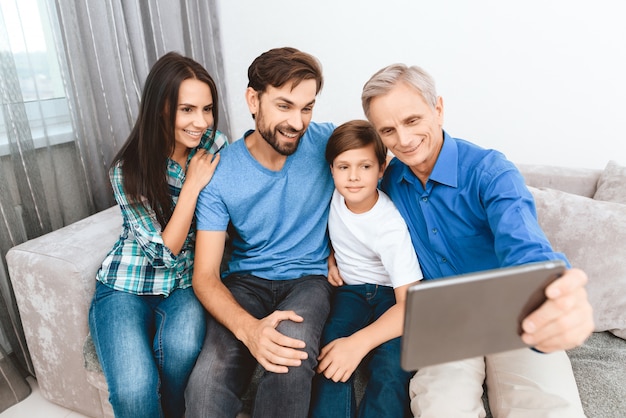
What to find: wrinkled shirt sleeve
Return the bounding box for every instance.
[481,165,570,268]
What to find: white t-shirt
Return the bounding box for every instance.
[329,189,423,288]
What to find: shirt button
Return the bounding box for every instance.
[422,197,428,202]
[432,228,438,234]
[442,257,447,263]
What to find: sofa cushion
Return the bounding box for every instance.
[594,160,626,204]
[567,331,626,417]
[529,186,626,339]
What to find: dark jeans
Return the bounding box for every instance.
[310,284,412,418]
[185,274,332,418]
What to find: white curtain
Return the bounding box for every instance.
[52,0,232,211]
[0,0,229,408]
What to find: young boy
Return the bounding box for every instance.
[310,120,423,418]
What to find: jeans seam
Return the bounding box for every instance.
[154,308,165,373]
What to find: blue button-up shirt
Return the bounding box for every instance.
[381,131,569,280]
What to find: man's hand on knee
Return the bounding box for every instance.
[243,310,309,373]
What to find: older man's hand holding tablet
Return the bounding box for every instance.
[401,260,567,371]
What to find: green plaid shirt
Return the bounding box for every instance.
[96,130,228,295]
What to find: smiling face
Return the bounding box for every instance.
[367,82,444,184]
[172,78,214,161]
[247,79,317,156]
[331,143,385,214]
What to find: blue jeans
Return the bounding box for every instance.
[88,282,206,418]
[185,274,332,418]
[310,284,412,418]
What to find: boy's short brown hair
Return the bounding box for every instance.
[325,120,387,166]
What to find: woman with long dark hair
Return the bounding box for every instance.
[88,51,227,418]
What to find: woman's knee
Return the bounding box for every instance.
[108,366,160,415]
[159,292,207,361]
[163,320,205,355]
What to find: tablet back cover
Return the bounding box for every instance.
[401,260,566,371]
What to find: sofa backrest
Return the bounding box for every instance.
[517,164,601,198]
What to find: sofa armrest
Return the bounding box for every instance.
[6,206,122,417]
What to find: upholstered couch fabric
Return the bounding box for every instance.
[6,163,626,418]
[6,206,121,417]
[594,160,626,204]
[530,186,626,338]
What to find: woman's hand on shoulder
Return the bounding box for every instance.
[186,149,220,194]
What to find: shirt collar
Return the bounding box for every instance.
[169,129,217,169]
[397,130,458,188]
[430,131,458,188]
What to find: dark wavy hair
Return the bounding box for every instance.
[247,46,323,101]
[111,51,219,228]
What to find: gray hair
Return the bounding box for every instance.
[361,64,438,118]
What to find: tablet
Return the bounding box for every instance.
[401,260,566,371]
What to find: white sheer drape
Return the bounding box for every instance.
[0,0,229,408]
[51,0,231,211]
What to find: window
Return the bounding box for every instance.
[0,0,73,155]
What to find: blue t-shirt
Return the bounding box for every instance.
[381,131,569,281]
[196,121,335,280]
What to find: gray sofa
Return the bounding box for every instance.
[6,162,626,418]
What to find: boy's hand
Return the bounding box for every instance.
[327,264,343,287]
[316,336,368,382]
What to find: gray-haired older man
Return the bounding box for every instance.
[362,63,593,418]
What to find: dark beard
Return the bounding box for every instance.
[258,124,302,156]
